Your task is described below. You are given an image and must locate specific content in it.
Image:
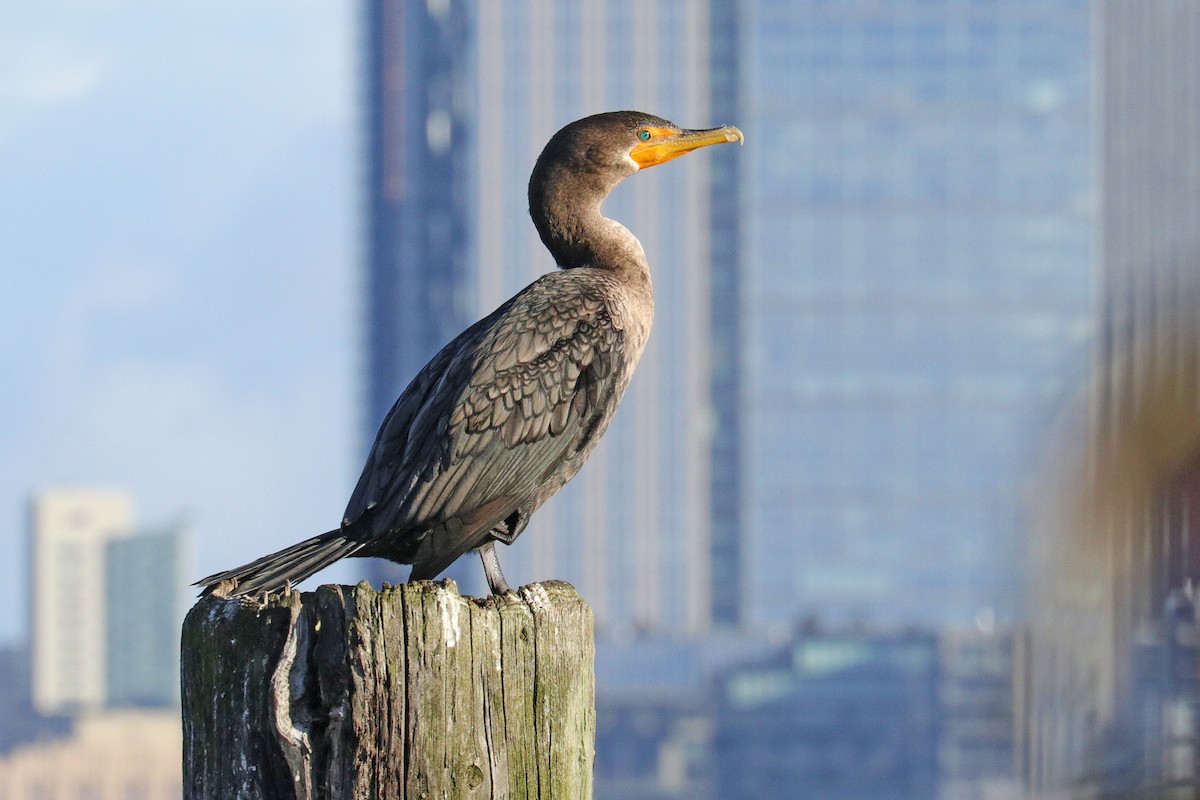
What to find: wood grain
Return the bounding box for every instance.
[181,580,594,799]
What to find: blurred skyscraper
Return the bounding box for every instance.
[365,0,722,633]
[105,527,189,708]
[707,0,746,627]
[364,0,471,437]
[729,0,1094,629]
[1024,1,1200,793]
[27,489,188,714]
[28,489,133,714]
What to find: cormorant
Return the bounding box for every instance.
[197,111,743,597]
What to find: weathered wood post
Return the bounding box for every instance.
[180,579,594,799]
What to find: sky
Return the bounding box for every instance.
[0,2,360,641]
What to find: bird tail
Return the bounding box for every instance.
[195,528,364,597]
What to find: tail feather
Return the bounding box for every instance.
[195,528,363,597]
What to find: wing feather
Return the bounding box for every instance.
[343,269,630,566]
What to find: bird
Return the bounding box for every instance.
[197,110,743,598]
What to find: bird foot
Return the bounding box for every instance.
[479,542,514,595]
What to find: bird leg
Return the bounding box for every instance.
[478,541,513,594]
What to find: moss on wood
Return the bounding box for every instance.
[182,580,593,800]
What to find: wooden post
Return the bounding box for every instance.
[180,580,594,800]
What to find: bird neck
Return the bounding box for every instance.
[529,166,650,279]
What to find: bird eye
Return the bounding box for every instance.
[637,129,651,141]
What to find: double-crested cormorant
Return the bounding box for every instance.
[197,111,743,597]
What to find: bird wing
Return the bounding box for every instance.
[344,270,629,571]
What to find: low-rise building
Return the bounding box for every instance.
[712,629,941,800]
[0,710,181,800]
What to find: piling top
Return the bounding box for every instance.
[183,579,595,800]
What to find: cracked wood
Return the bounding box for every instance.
[181,580,595,799]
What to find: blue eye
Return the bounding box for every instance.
[638,130,651,141]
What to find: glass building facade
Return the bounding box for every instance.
[731,0,1094,629]
[105,526,189,708]
[708,0,746,627]
[364,0,474,449]
[365,0,720,633]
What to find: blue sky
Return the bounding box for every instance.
[0,2,360,640]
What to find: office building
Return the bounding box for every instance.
[365,0,719,633]
[595,625,1021,800]
[713,628,941,800]
[105,525,190,707]
[0,710,181,800]
[595,689,712,800]
[1024,1,1200,794]
[28,488,133,714]
[593,631,776,800]
[729,0,1094,629]
[27,489,189,715]
[364,0,472,435]
[936,630,1020,800]
[706,0,745,627]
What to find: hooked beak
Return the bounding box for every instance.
[629,124,745,169]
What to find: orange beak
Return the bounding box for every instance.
[629,124,745,169]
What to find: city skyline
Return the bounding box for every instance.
[3,2,1101,640]
[7,1,1199,796]
[27,488,188,712]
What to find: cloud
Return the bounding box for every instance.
[22,55,107,104]
[0,1,357,642]
[0,39,110,145]
[0,43,109,106]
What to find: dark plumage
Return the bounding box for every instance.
[197,110,743,597]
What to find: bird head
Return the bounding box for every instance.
[531,111,743,195]
[528,111,743,267]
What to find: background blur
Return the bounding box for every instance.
[2,1,1198,798]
